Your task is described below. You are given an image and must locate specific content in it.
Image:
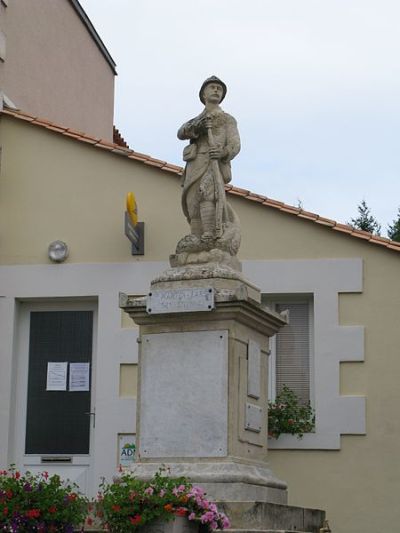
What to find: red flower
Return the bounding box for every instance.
[48,505,57,513]
[3,507,8,516]
[112,504,121,512]
[6,490,13,499]
[14,471,21,480]
[86,517,93,526]
[129,514,142,525]
[175,507,187,517]
[42,471,49,480]
[68,493,77,501]
[26,508,41,519]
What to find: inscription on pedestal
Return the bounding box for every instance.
[147,287,215,314]
[247,340,261,399]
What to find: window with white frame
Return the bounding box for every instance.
[264,295,314,406]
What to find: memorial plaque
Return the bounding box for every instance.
[140,330,228,457]
[147,287,214,314]
[245,402,263,433]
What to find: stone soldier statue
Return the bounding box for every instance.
[176,76,241,268]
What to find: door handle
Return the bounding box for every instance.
[84,410,96,428]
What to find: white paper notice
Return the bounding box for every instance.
[69,362,90,392]
[46,362,68,391]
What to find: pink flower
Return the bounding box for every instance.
[200,511,215,524]
[188,512,196,520]
[159,489,165,497]
[144,486,154,495]
[222,515,231,529]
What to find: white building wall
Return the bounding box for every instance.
[0,258,365,493]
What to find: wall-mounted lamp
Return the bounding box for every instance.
[48,240,69,263]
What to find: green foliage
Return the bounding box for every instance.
[0,465,88,532]
[96,468,230,531]
[268,385,315,439]
[387,208,400,242]
[349,200,381,235]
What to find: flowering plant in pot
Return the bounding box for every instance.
[0,466,88,532]
[268,385,315,439]
[96,468,230,532]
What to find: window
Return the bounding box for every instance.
[264,295,313,406]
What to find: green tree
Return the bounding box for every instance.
[387,208,400,242]
[349,200,381,235]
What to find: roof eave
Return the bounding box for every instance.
[69,0,117,75]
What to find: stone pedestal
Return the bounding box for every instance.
[120,276,288,504]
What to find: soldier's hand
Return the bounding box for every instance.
[209,147,224,159]
[199,115,213,131]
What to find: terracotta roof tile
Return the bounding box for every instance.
[163,163,182,172]
[10,112,36,123]
[63,131,85,140]
[244,193,265,203]
[351,229,373,240]
[78,136,98,145]
[144,159,165,168]
[162,164,183,175]
[228,188,249,197]
[128,151,150,160]
[314,216,336,227]
[2,106,400,255]
[97,139,117,149]
[230,186,250,195]
[333,224,354,234]
[45,124,68,134]
[145,157,167,165]
[112,147,131,155]
[369,236,391,246]
[94,142,113,151]
[32,117,55,127]
[263,198,285,207]
[297,210,319,221]
[280,205,301,215]
[113,126,130,149]
[65,127,86,137]
[128,153,150,162]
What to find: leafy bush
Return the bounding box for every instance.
[0,466,87,532]
[268,385,315,439]
[96,468,230,532]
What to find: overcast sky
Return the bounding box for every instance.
[80,0,400,234]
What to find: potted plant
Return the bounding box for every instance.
[96,468,230,532]
[268,385,315,439]
[0,466,88,532]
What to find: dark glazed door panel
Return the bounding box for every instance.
[25,311,93,455]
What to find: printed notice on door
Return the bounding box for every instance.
[46,362,68,391]
[69,362,90,392]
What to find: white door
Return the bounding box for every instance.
[12,301,97,496]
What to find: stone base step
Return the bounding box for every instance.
[81,501,326,533]
[227,530,311,533]
[219,501,325,533]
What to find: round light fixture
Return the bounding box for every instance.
[48,240,69,263]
